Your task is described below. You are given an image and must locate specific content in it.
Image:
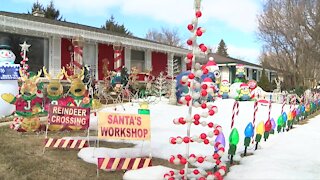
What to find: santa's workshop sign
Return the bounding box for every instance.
[98,112,150,141]
[48,105,90,130]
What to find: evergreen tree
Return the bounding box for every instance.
[102,15,132,36]
[258,69,271,91]
[216,39,229,57]
[44,1,63,20]
[28,1,64,21]
[29,1,44,14]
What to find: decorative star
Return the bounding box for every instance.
[19,41,31,52]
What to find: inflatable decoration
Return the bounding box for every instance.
[219,80,230,99]
[1,69,43,132]
[234,64,246,83]
[236,83,251,101]
[0,37,20,117]
[247,80,258,99]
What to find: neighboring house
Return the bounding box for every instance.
[206,54,277,83]
[0,11,276,83]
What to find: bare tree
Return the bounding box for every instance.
[258,0,320,90]
[146,27,183,47]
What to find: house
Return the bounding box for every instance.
[0,11,276,84]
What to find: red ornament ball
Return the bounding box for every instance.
[196,29,203,36]
[180,158,187,165]
[201,103,207,109]
[208,122,214,128]
[201,90,208,96]
[178,117,186,124]
[169,170,175,176]
[195,10,202,18]
[208,110,215,116]
[214,129,219,135]
[179,169,185,175]
[193,169,200,175]
[201,84,208,89]
[183,137,190,143]
[204,139,210,144]
[190,154,196,158]
[187,24,194,31]
[177,154,182,159]
[197,157,205,163]
[187,39,193,45]
[213,153,220,159]
[199,177,206,180]
[194,120,200,125]
[185,95,192,101]
[188,73,195,79]
[170,138,176,144]
[168,177,174,180]
[200,133,207,139]
[169,156,175,163]
[187,53,193,60]
[194,114,200,121]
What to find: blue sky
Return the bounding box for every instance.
[1,0,263,64]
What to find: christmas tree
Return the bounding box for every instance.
[153,71,168,100]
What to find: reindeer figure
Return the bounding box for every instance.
[43,67,66,112]
[1,69,43,132]
[64,68,91,108]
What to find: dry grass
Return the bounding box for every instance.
[0,127,175,180]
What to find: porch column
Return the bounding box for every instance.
[124,47,131,73]
[167,52,175,77]
[145,49,152,71]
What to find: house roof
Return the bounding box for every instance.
[0,11,183,50]
[198,53,263,68]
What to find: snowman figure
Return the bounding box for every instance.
[0,37,16,65]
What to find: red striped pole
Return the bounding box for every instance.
[97,157,152,171]
[281,96,286,114]
[114,50,122,72]
[268,99,272,121]
[44,138,88,150]
[231,100,239,129]
[253,101,258,126]
[72,36,84,75]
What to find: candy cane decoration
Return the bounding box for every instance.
[72,36,84,74]
[281,96,286,114]
[268,99,272,121]
[253,101,258,126]
[231,100,239,129]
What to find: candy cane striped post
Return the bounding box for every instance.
[253,101,258,126]
[97,157,152,171]
[268,99,272,121]
[113,42,123,73]
[231,100,239,129]
[43,138,88,153]
[72,35,84,75]
[281,96,286,114]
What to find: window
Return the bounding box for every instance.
[131,49,145,72]
[252,69,257,80]
[0,32,49,74]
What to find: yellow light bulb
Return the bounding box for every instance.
[256,121,265,135]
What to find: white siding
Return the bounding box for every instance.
[49,37,61,76]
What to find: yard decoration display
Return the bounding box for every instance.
[236,83,251,101]
[234,64,246,83]
[219,80,230,99]
[263,120,272,141]
[0,37,20,117]
[243,122,254,156]
[43,67,67,131]
[228,100,239,163]
[164,1,226,179]
[277,115,284,133]
[255,121,265,150]
[270,118,276,134]
[2,69,43,132]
